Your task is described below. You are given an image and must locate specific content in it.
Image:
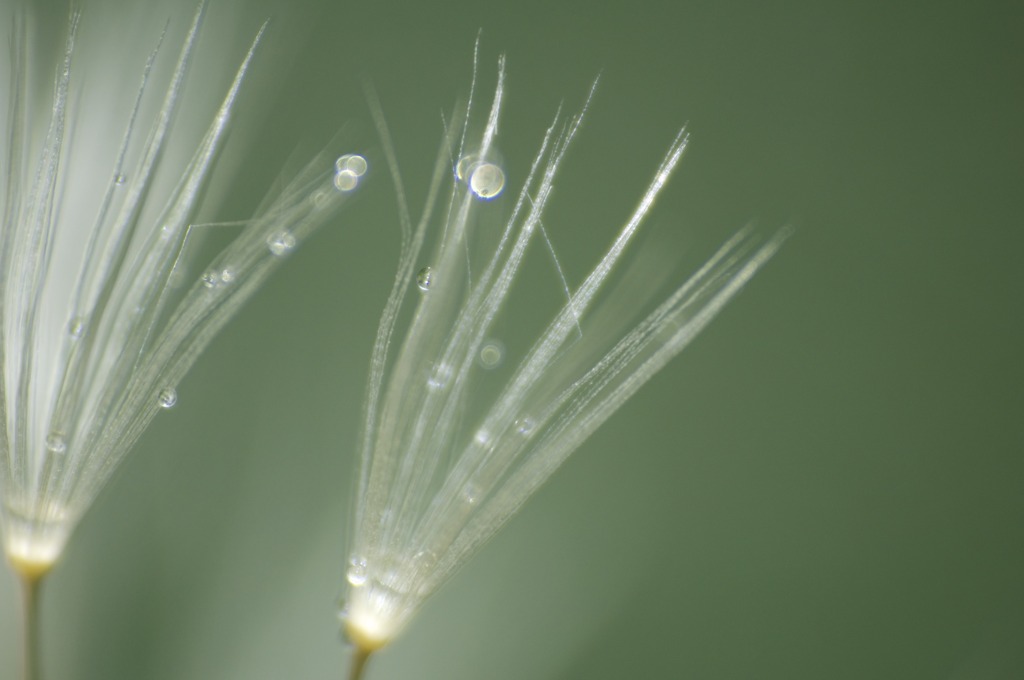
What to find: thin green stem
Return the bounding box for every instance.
[347,644,373,680]
[20,571,44,680]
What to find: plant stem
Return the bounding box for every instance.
[347,644,373,680]
[19,570,45,680]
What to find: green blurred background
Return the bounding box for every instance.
[2,0,1022,678]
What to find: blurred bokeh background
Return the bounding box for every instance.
[1,0,1022,678]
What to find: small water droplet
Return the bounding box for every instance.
[157,388,178,409]
[346,555,369,587]
[416,266,433,291]
[68,317,85,340]
[335,153,368,177]
[334,169,359,192]
[479,341,505,369]
[412,549,437,572]
[45,432,67,454]
[266,231,296,256]
[201,268,234,289]
[311,189,331,208]
[427,362,451,391]
[379,561,406,592]
[455,154,480,181]
[114,174,126,186]
[474,429,491,446]
[469,162,505,199]
[514,416,535,435]
[462,482,482,506]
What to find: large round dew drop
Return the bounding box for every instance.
[468,162,505,199]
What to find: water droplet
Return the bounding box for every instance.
[461,482,482,505]
[412,549,437,572]
[68,317,85,340]
[311,189,331,208]
[469,162,505,199]
[346,555,369,587]
[455,154,480,181]
[334,169,359,192]
[379,561,406,592]
[335,153,368,177]
[416,266,433,291]
[479,341,505,369]
[474,429,491,446]
[45,432,67,454]
[201,268,235,289]
[114,173,126,186]
[514,416,535,435]
[427,362,451,391]
[266,231,296,256]
[157,388,178,409]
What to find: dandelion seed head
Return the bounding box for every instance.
[341,49,786,653]
[0,5,365,566]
